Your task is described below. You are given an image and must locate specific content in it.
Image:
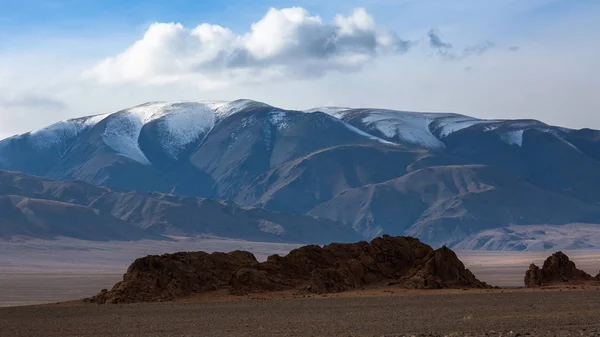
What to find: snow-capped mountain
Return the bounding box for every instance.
[2,99,600,249]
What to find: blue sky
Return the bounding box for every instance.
[2,0,594,46]
[0,0,598,138]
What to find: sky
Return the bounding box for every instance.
[0,0,599,139]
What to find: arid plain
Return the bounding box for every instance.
[1,238,600,336]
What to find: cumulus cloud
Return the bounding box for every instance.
[90,7,412,86]
[427,29,497,60]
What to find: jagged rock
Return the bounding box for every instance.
[228,268,287,295]
[404,246,488,290]
[524,251,594,287]
[541,251,593,283]
[90,235,490,304]
[229,236,489,295]
[90,250,258,303]
[524,264,543,288]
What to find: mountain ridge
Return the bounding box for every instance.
[0,169,361,243]
[2,99,600,249]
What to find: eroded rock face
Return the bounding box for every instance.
[524,264,543,288]
[89,235,490,304]
[541,251,593,283]
[524,251,595,288]
[229,236,489,295]
[89,251,258,303]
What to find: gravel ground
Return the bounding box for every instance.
[2,289,600,337]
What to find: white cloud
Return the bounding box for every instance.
[1,1,599,139]
[89,7,412,87]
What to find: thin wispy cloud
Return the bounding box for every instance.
[427,29,498,60]
[2,96,67,111]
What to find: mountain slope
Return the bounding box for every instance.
[0,170,361,243]
[307,165,600,244]
[2,99,600,249]
[0,194,152,241]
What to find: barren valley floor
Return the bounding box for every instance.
[1,239,600,336]
[2,238,600,308]
[2,289,600,336]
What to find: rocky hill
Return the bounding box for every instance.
[3,99,600,247]
[88,235,490,304]
[524,251,600,287]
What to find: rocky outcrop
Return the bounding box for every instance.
[89,235,490,304]
[524,251,595,287]
[89,251,258,303]
[228,236,490,294]
[524,264,543,287]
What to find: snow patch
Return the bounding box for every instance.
[27,113,111,150]
[433,116,496,137]
[360,110,445,148]
[27,121,82,149]
[214,99,271,120]
[501,130,525,147]
[332,117,396,145]
[102,101,223,162]
[258,220,286,236]
[452,224,600,251]
[101,112,151,164]
[483,125,500,132]
[305,106,352,117]
[154,103,215,159]
[269,111,290,130]
[81,113,110,127]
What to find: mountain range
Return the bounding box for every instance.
[2,99,600,250]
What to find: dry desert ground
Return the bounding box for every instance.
[1,238,600,336]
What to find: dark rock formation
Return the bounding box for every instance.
[524,264,543,287]
[89,251,258,303]
[89,235,490,304]
[524,251,595,287]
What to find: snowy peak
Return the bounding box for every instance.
[103,101,221,163]
[0,99,274,165]
[0,99,580,163]
[97,99,279,163]
[214,99,273,120]
[327,108,577,150]
[304,106,352,116]
[323,108,472,149]
[6,113,110,150]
